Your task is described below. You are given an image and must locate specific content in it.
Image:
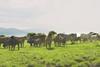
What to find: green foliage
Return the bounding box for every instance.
[0,42,100,67]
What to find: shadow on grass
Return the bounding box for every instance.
[47,48,55,50]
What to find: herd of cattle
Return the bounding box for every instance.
[0,31,100,50]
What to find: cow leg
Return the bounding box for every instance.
[9,45,10,50]
[11,45,13,51]
[49,43,51,48]
[37,43,39,47]
[46,43,48,48]
[11,45,14,51]
[18,44,20,50]
[37,44,39,47]
[38,44,39,47]
[34,43,36,47]
[43,42,45,46]
[30,43,32,47]
[57,42,59,47]
[39,42,41,47]
[63,43,66,47]
[22,42,24,47]
[13,45,15,51]
[35,44,37,47]
[55,42,57,47]
[21,43,23,48]
[0,43,1,47]
[71,40,74,44]
[36,44,37,47]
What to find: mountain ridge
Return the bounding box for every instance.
[0,27,27,36]
[0,27,49,36]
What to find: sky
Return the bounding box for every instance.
[0,0,100,33]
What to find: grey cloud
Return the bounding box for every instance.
[0,0,100,33]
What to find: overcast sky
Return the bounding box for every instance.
[0,0,100,33]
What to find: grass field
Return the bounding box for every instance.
[0,41,100,67]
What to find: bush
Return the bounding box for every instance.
[27,64,34,67]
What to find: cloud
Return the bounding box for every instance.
[0,0,48,22]
[0,0,100,33]
[0,0,49,9]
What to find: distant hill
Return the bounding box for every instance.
[0,28,49,36]
[0,28,27,36]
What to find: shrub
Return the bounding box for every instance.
[27,64,34,67]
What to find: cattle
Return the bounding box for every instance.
[2,36,26,49]
[88,32,99,42]
[0,37,9,47]
[33,33,46,47]
[80,32,99,43]
[45,31,56,48]
[5,36,20,51]
[54,33,77,46]
[27,36,34,47]
[32,35,41,47]
[68,33,77,44]
[27,33,46,47]
[54,33,67,47]
[2,37,10,48]
[76,36,81,43]
[80,33,90,42]
[45,36,52,48]
[15,36,26,48]
[0,31,99,51]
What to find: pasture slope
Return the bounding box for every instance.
[0,42,100,67]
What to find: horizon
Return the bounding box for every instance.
[0,27,100,37]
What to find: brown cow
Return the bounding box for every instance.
[0,37,9,47]
[15,36,26,48]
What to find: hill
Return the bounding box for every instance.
[0,28,27,36]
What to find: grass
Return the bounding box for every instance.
[0,41,100,67]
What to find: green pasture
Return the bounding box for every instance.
[0,41,100,67]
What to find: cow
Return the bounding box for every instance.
[80,33,90,42]
[27,33,46,47]
[0,37,9,47]
[6,36,20,50]
[15,36,26,48]
[45,31,56,48]
[54,33,67,47]
[68,33,77,44]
